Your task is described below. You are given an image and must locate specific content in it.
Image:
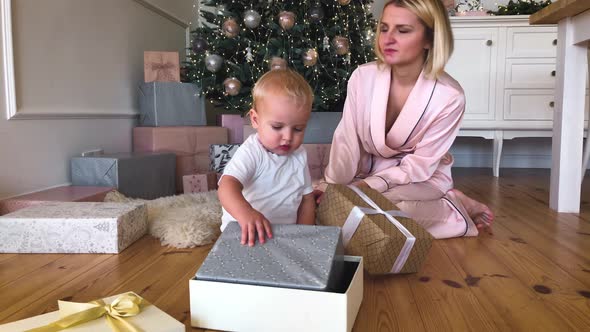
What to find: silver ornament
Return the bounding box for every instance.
[191,36,208,53]
[308,6,324,23]
[223,77,242,96]
[205,54,223,72]
[246,47,254,62]
[243,9,262,29]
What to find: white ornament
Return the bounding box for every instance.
[246,47,254,62]
[322,36,330,51]
[344,53,351,64]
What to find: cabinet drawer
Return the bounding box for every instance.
[505,59,555,89]
[506,27,557,58]
[504,90,555,120]
[504,90,590,120]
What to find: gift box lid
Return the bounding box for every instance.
[196,223,344,291]
[0,201,143,219]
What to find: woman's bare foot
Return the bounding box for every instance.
[451,189,495,234]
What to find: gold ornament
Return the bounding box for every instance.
[278,11,296,30]
[269,57,287,70]
[302,48,318,67]
[222,18,240,38]
[332,36,350,55]
[223,77,242,96]
[338,0,351,5]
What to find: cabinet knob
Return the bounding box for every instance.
[486,40,493,46]
[551,70,556,77]
[549,101,555,108]
[553,39,557,46]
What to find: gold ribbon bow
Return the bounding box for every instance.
[25,292,148,332]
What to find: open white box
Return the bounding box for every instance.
[190,255,363,332]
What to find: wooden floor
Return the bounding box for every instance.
[1,168,589,331]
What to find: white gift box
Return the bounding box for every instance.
[0,202,147,253]
[190,255,363,332]
[0,292,184,331]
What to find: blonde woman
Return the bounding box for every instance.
[319,0,494,238]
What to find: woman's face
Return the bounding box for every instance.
[378,4,431,69]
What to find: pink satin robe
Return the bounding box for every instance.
[323,62,478,238]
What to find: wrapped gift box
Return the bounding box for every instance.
[0,202,147,253]
[217,114,244,144]
[183,172,218,193]
[196,223,344,291]
[191,255,363,332]
[209,143,240,173]
[303,143,331,182]
[133,126,228,191]
[0,292,184,331]
[144,51,180,83]
[138,82,206,126]
[317,184,433,275]
[0,186,113,215]
[71,152,176,199]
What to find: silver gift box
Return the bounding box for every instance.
[196,223,344,291]
[0,202,147,253]
[138,82,206,127]
[71,152,176,199]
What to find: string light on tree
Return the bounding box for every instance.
[185,0,376,113]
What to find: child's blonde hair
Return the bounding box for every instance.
[252,69,314,112]
[374,0,453,79]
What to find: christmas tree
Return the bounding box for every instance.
[185,0,376,113]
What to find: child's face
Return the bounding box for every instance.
[250,94,310,156]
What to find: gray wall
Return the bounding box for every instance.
[0,0,194,199]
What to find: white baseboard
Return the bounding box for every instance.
[452,153,554,169]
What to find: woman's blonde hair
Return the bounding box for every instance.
[251,69,314,112]
[374,0,453,79]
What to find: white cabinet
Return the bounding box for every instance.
[447,28,498,121]
[447,16,570,176]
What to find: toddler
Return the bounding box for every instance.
[217,69,316,246]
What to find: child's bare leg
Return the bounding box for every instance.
[451,189,494,232]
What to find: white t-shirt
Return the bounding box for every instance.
[220,134,313,231]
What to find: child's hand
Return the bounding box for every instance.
[237,209,273,246]
[313,189,324,205]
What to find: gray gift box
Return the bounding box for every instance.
[196,223,344,291]
[71,152,176,199]
[138,82,206,126]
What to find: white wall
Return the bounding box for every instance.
[0,0,194,199]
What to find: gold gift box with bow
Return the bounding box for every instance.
[317,184,433,275]
[0,292,184,332]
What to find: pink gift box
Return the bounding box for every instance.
[183,172,219,193]
[133,126,228,192]
[217,114,244,144]
[144,51,180,83]
[0,186,114,215]
[303,144,331,182]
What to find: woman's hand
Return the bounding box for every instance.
[351,180,369,188]
[313,189,324,205]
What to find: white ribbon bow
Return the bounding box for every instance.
[342,185,416,273]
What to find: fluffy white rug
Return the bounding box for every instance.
[104,190,222,248]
